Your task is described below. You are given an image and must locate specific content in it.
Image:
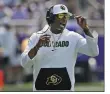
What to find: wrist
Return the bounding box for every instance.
[28,46,39,59]
[83,24,89,30]
[83,28,93,38]
[83,28,89,33]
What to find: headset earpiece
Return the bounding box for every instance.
[46,6,55,25]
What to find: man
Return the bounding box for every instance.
[0,24,17,84]
[21,4,99,91]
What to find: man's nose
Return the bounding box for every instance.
[61,17,67,23]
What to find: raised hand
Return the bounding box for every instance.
[37,34,51,48]
[75,16,89,30]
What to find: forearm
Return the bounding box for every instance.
[28,44,40,59]
[21,45,40,68]
[21,51,33,68]
[21,46,39,68]
[76,30,99,57]
[78,39,99,57]
[86,35,99,56]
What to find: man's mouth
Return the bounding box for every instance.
[56,23,66,31]
[60,24,64,28]
[60,23,66,28]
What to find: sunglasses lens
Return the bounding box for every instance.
[58,14,70,19]
[58,14,64,19]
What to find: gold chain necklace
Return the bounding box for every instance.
[51,32,63,51]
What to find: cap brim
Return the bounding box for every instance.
[54,11,73,16]
[68,12,73,16]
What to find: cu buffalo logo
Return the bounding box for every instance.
[46,74,62,85]
[60,5,65,10]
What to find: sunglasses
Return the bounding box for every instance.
[56,13,70,19]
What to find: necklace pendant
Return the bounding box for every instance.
[51,32,63,52]
[52,49,56,51]
[52,48,57,51]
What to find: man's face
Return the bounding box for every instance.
[51,13,70,34]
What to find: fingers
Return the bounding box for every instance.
[40,34,51,42]
[75,16,88,29]
[37,34,51,48]
[39,34,51,45]
[76,16,82,26]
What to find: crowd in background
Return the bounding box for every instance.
[0,0,104,85]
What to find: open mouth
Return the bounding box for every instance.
[60,24,66,28]
[56,23,66,31]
